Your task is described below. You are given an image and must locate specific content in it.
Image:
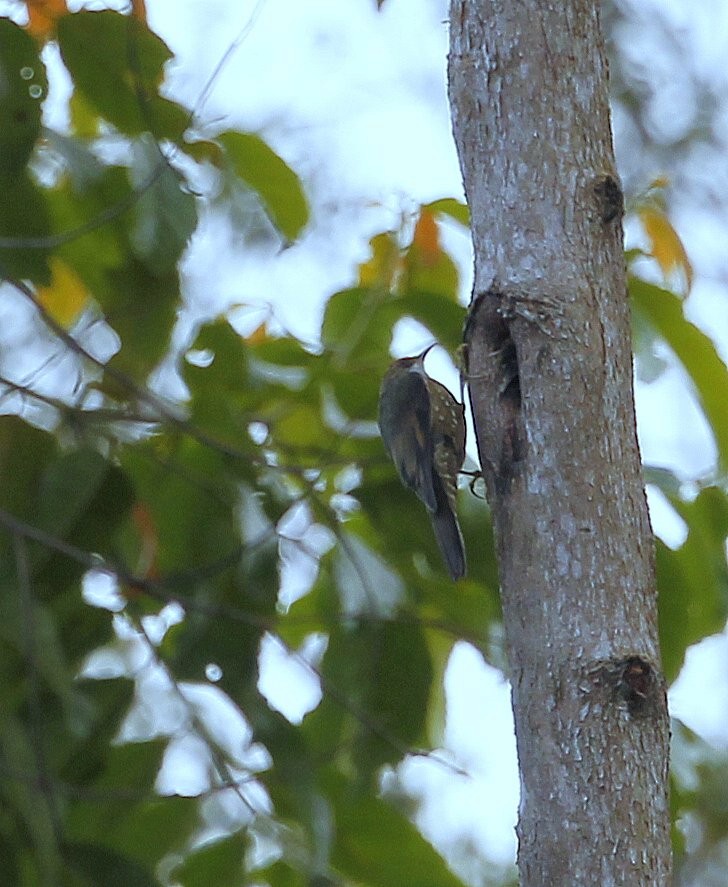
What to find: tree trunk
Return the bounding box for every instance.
[447,2,672,884]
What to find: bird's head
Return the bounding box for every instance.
[393,342,437,376]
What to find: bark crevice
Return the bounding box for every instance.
[464,289,527,490]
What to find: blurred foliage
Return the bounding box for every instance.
[628,187,728,885]
[0,8,493,886]
[0,5,726,887]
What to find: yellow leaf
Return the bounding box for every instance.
[37,257,91,327]
[648,175,670,191]
[638,207,693,294]
[25,0,68,40]
[358,232,402,289]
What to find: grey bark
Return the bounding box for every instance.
[447,2,671,884]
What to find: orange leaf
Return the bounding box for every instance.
[25,0,68,40]
[411,209,441,267]
[638,207,693,294]
[36,257,91,327]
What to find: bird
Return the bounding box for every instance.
[378,344,467,580]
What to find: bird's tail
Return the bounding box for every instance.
[430,502,466,580]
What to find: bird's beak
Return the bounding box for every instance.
[417,342,438,363]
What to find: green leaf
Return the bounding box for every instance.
[218,131,309,241]
[249,336,318,368]
[121,436,241,574]
[57,10,188,140]
[110,796,199,869]
[59,679,135,788]
[0,19,47,177]
[457,488,500,593]
[0,417,55,522]
[425,198,470,227]
[657,487,728,683]
[332,794,467,887]
[397,290,466,356]
[43,129,106,189]
[123,435,274,704]
[86,739,167,795]
[130,136,197,273]
[319,620,432,778]
[63,841,162,887]
[36,448,119,542]
[46,158,185,380]
[356,474,451,580]
[65,741,169,849]
[0,172,52,282]
[254,707,319,815]
[183,319,255,446]
[328,367,380,420]
[671,720,728,866]
[99,260,181,383]
[0,713,61,883]
[278,564,338,650]
[631,277,728,470]
[423,630,454,746]
[249,859,311,886]
[321,287,398,366]
[320,286,465,373]
[0,595,76,723]
[34,449,135,592]
[164,585,266,704]
[169,833,247,887]
[354,620,432,767]
[44,163,127,295]
[186,322,339,460]
[275,402,329,450]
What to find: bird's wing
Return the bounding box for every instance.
[379,370,438,512]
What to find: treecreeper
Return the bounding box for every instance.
[378,345,466,580]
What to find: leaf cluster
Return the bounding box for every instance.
[628,193,728,879]
[0,8,498,885]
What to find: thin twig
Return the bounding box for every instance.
[0,158,170,251]
[193,0,269,120]
[1,505,474,779]
[0,761,261,804]
[133,616,263,817]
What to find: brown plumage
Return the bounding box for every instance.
[378,345,466,579]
